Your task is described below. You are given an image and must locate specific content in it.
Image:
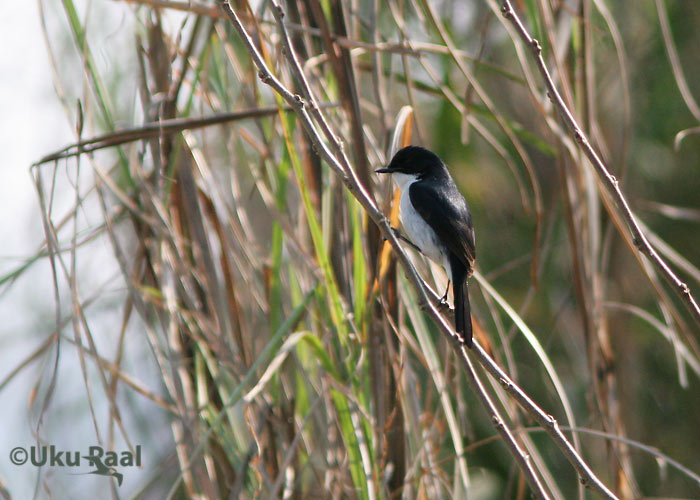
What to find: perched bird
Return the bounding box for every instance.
[377,146,476,346]
[82,455,124,487]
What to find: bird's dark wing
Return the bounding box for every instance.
[409,180,475,269]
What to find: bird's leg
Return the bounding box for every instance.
[439,281,451,307]
[387,227,423,254]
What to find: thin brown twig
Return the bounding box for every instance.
[471,341,618,499]
[458,344,553,499]
[499,0,700,330]
[467,424,700,488]
[33,103,339,165]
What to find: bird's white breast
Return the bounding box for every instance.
[396,176,451,276]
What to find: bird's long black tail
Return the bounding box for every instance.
[451,257,472,347]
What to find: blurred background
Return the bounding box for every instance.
[1,1,699,499]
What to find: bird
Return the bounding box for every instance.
[81,455,124,487]
[376,145,476,346]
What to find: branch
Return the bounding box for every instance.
[499,0,700,329]
[33,104,339,165]
[471,342,618,498]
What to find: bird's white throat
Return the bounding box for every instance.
[390,172,419,192]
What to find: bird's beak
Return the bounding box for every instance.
[375,167,390,174]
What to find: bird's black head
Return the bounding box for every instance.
[376,145,444,178]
